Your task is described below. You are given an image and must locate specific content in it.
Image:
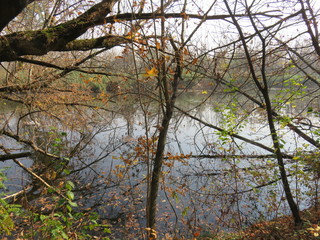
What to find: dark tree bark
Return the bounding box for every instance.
[147,36,181,234]
[0,0,36,32]
[0,0,118,61]
[0,152,31,161]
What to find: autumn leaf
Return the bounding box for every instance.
[193,231,201,237]
[168,67,175,74]
[191,58,198,65]
[143,67,158,77]
[125,32,135,39]
[180,12,189,20]
[114,17,122,23]
[156,41,161,50]
[201,90,208,94]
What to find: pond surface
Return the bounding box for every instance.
[0,92,319,239]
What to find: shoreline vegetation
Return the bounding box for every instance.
[215,207,320,240]
[5,206,320,239]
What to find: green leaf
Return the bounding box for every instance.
[66,191,74,200]
[68,201,78,207]
[103,228,111,234]
[61,231,69,239]
[182,207,189,217]
[307,107,313,113]
[66,181,75,189]
[66,204,72,212]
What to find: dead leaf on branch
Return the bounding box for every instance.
[143,67,158,77]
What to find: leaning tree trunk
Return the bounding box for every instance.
[147,103,173,230]
[263,92,302,225]
[223,0,302,225]
[147,8,181,231]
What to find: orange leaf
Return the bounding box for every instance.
[156,41,161,50]
[180,12,189,20]
[114,17,122,23]
[191,58,198,65]
[125,31,135,39]
[193,232,201,237]
[143,67,158,77]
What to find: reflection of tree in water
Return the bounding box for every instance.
[123,109,135,138]
[1,94,320,238]
[117,98,140,138]
[1,109,123,210]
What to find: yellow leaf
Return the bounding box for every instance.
[314,232,319,237]
[201,90,208,94]
[125,34,135,39]
[143,67,158,77]
[50,171,56,180]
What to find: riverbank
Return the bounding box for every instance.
[211,207,320,240]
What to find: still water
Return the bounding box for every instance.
[0,93,319,238]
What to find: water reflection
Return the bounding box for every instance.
[0,94,319,238]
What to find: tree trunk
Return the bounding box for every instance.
[147,106,173,230]
[263,92,302,225]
